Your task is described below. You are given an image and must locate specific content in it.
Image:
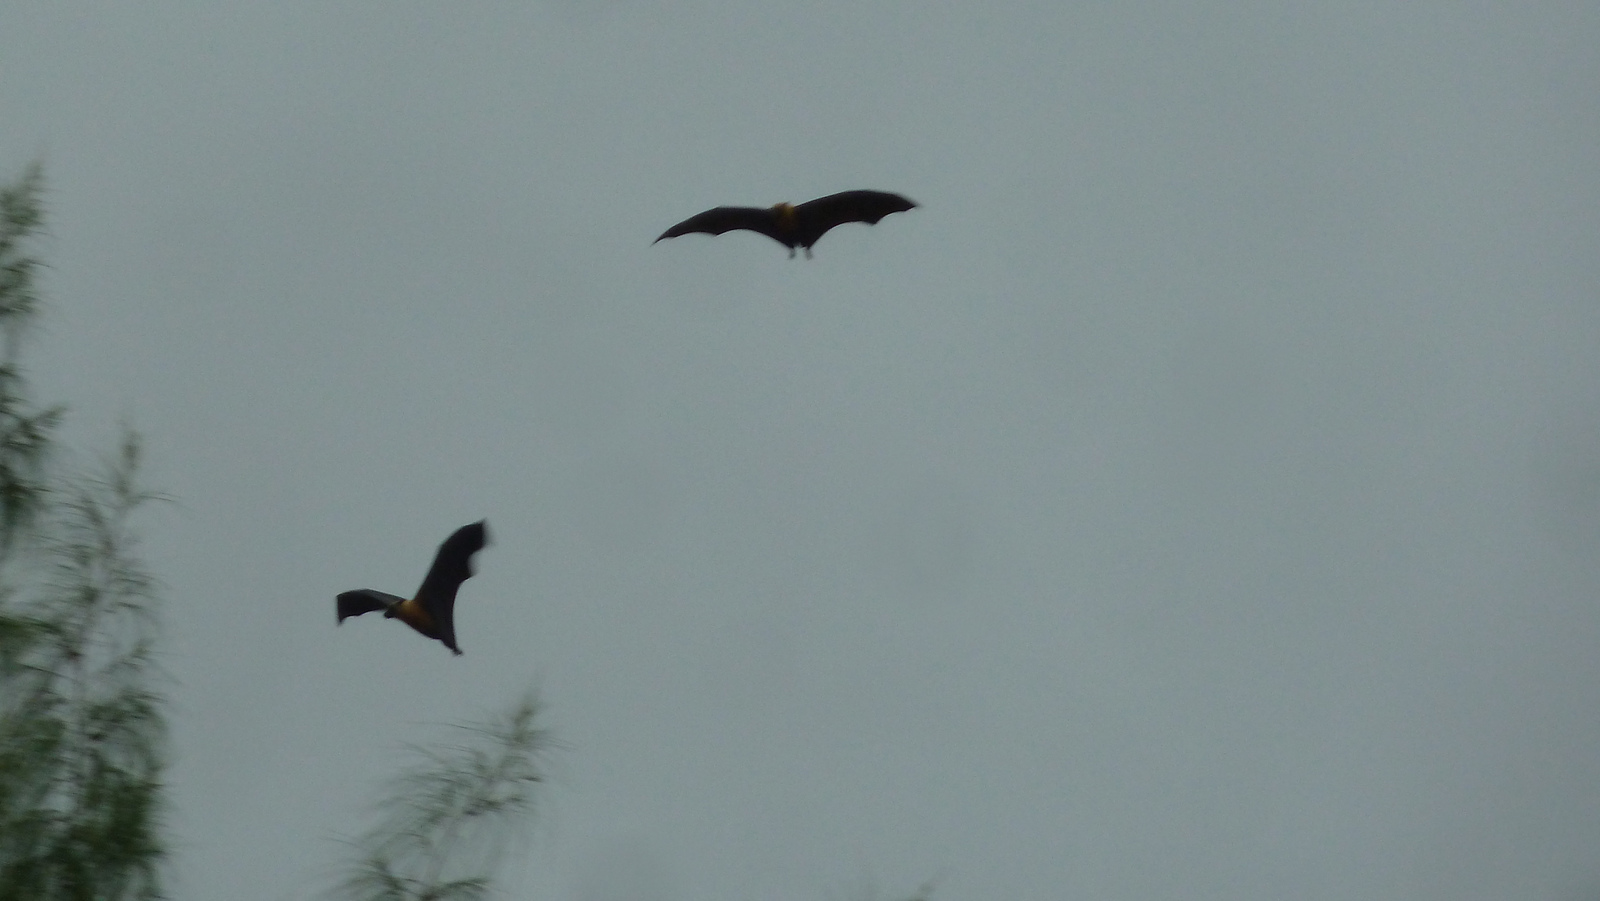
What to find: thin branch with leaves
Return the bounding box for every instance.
[333,691,554,901]
[0,433,169,901]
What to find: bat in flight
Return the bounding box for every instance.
[336,520,489,656]
[654,190,917,258]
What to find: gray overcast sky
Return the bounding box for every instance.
[4,3,1600,899]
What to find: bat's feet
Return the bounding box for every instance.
[804,247,813,259]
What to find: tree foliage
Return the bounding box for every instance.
[333,691,553,901]
[0,161,61,554]
[0,164,169,901]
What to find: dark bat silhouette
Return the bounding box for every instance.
[654,190,917,258]
[336,520,488,656]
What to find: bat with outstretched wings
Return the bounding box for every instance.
[654,190,917,258]
[336,520,488,656]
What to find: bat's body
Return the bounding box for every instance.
[336,520,488,655]
[654,190,917,258]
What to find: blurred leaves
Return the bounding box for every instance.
[0,161,60,554]
[332,690,553,901]
[0,165,170,901]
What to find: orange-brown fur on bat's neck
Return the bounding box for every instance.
[387,597,439,639]
[769,202,802,256]
[772,202,796,233]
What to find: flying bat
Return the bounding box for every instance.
[654,190,917,258]
[336,520,488,656]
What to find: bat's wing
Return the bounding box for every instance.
[655,207,786,245]
[412,520,490,655]
[791,190,917,249]
[337,589,405,623]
